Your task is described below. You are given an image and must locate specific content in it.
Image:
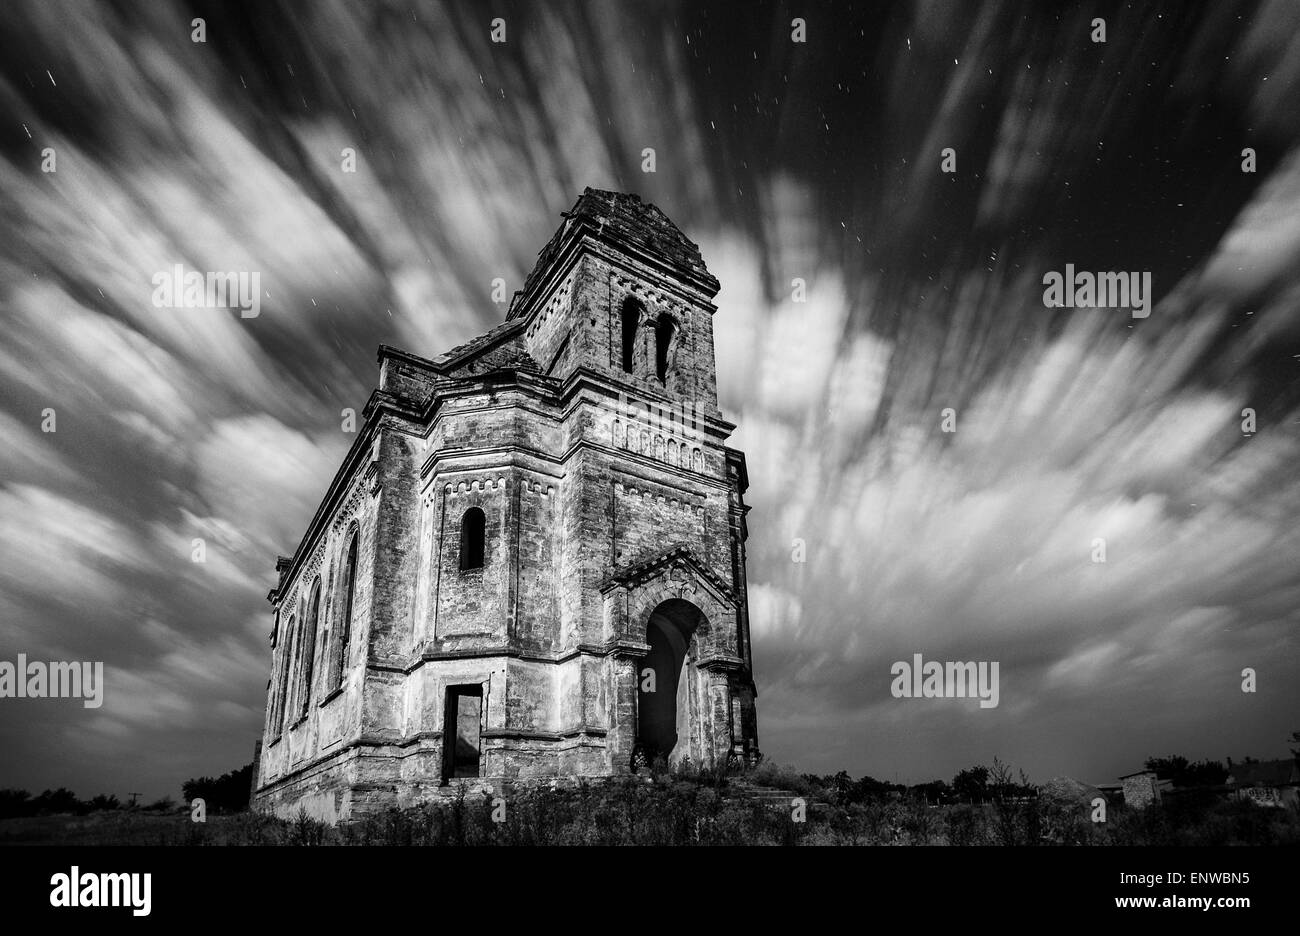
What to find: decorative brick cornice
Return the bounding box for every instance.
[331,475,370,534]
[599,543,736,606]
[695,653,745,672]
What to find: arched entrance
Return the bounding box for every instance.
[636,599,707,767]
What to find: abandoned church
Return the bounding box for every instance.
[252,188,760,822]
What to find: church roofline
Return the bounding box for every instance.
[376,343,440,370]
[375,189,718,382]
[428,317,527,369]
[267,411,383,607]
[376,314,529,376]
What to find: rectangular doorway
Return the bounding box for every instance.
[442,685,483,782]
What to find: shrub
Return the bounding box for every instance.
[33,788,87,815]
[0,789,33,819]
[181,762,253,814]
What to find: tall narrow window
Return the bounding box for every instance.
[285,605,305,724]
[298,578,321,718]
[621,298,641,373]
[655,316,674,382]
[460,507,486,570]
[331,529,359,691]
[275,615,296,734]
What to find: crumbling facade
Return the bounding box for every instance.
[252,188,760,822]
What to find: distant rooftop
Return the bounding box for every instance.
[1227,759,1300,787]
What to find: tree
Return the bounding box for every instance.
[827,770,854,802]
[850,775,903,803]
[32,788,86,815]
[952,766,990,803]
[911,779,952,805]
[0,789,32,819]
[181,762,254,813]
[987,756,1036,801]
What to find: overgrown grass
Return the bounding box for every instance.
[3,775,1297,845]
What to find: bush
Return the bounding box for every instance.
[181,763,253,814]
[945,804,988,845]
[0,789,32,819]
[33,788,87,815]
[745,761,823,798]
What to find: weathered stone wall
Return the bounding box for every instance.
[1122,772,1162,808]
[612,479,706,567]
[257,459,378,791]
[368,425,422,662]
[432,477,512,641]
[255,189,758,822]
[379,352,438,400]
[514,481,560,651]
[523,269,576,373]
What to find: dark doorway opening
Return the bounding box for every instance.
[636,599,705,766]
[442,685,483,782]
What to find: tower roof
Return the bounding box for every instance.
[508,187,718,319]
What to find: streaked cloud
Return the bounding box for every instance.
[0,1,1297,799]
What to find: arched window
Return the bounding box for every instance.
[275,614,296,733]
[655,316,674,381]
[331,529,359,691]
[284,602,306,724]
[298,578,321,718]
[460,507,486,570]
[621,298,641,373]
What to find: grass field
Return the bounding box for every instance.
[3,766,1298,845]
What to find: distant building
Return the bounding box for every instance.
[1118,769,1164,808]
[1094,782,1122,801]
[1225,760,1300,808]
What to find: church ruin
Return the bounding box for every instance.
[252,188,760,822]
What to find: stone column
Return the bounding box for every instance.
[610,651,644,773]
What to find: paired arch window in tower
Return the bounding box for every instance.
[619,296,676,383]
[460,507,486,570]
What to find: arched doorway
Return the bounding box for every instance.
[636,599,707,767]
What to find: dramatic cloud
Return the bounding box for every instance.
[0,1,1297,799]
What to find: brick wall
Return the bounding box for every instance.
[255,190,758,821]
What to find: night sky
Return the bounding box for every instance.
[0,0,1298,800]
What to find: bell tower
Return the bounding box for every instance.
[505,187,760,770]
[508,187,723,409]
